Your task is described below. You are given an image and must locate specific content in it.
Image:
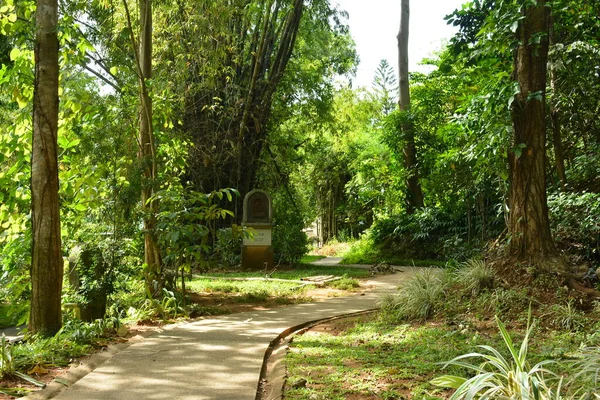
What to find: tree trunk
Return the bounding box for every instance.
[397,0,424,214]
[548,18,567,189]
[508,0,556,264]
[138,0,162,295]
[30,0,63,336]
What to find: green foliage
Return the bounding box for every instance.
[271,191,309,265]
[371,208,474,261]
[327,275,360,290]
[381,269,448,322]
[432,313,560,399]
[568,347,600,397]
[550,300,585,332]
[155,187,238,277]
[455,258,495,295]
[212,228,243,267]
[0,334,15,378]
[548,192,600,263]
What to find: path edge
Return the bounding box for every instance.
[255,308,378,400]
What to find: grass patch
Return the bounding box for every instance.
[300,255,327,263]
[196,264,371,280]
[285,311,599,399]
[186,265,368,308]
[327,275,361,290]
[286,315,483,399]
[340,237,446,267]
[187,278,307,298]
[284,259,600,399]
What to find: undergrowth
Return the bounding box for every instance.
[285,258,600,399]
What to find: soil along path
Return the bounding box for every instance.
[25,265,424,400]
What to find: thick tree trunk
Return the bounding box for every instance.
[508,0,556,264]
[138,0,162,295]
[30,0,63,336]
[397,0,424,214]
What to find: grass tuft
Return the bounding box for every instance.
[381,269,447,322]
[454,258,495,295]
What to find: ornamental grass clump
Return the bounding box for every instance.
[455,258,495,295]
[381,269,447,321]
[432,310,561,399]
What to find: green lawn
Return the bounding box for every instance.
[300,255,327,263]
[284,313,589,399]
[187,264,369,304]
[196,263,371,280]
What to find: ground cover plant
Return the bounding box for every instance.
[283,262,600,399]
[0,318,129,398]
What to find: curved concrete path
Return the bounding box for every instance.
[26,265,424,400]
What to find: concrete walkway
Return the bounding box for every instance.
[25,265,423,400]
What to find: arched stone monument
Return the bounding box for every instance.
[241,189,274,269]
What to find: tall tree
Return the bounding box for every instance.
[507,0,556,263]
[397,0,424,213]
[30,0,63,336]
[124,0,162,295]
[372,59,397,115]
[138,0,162,295]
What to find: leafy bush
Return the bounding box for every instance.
[213,227,244,267]
[381,269,448,321]
[371,208,473,261]
[272,192,309,265]
[548,191,600,263]
[155,187,238,278]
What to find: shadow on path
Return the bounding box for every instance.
[25,262,425,400]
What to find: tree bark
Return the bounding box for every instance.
[30,0,63,336]
[508,0,556,263]
[397,0,424,214]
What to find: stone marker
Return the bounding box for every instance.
[241,189,274,269]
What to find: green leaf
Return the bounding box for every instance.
[431,375,466,389]
[14,372,46,388]
[7,13,17,23]
[9,48,20,61]
[110,66,118,75]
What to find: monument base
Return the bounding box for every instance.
[241,246,274,270]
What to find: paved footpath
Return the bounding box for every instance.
[26,266,424,400]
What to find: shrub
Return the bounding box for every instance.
[272,192,309,265]
[550,300,586,331]
[371,208,473,261]
[568,346,600,397]
[548,191,600,263]
[213,227,243,267]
